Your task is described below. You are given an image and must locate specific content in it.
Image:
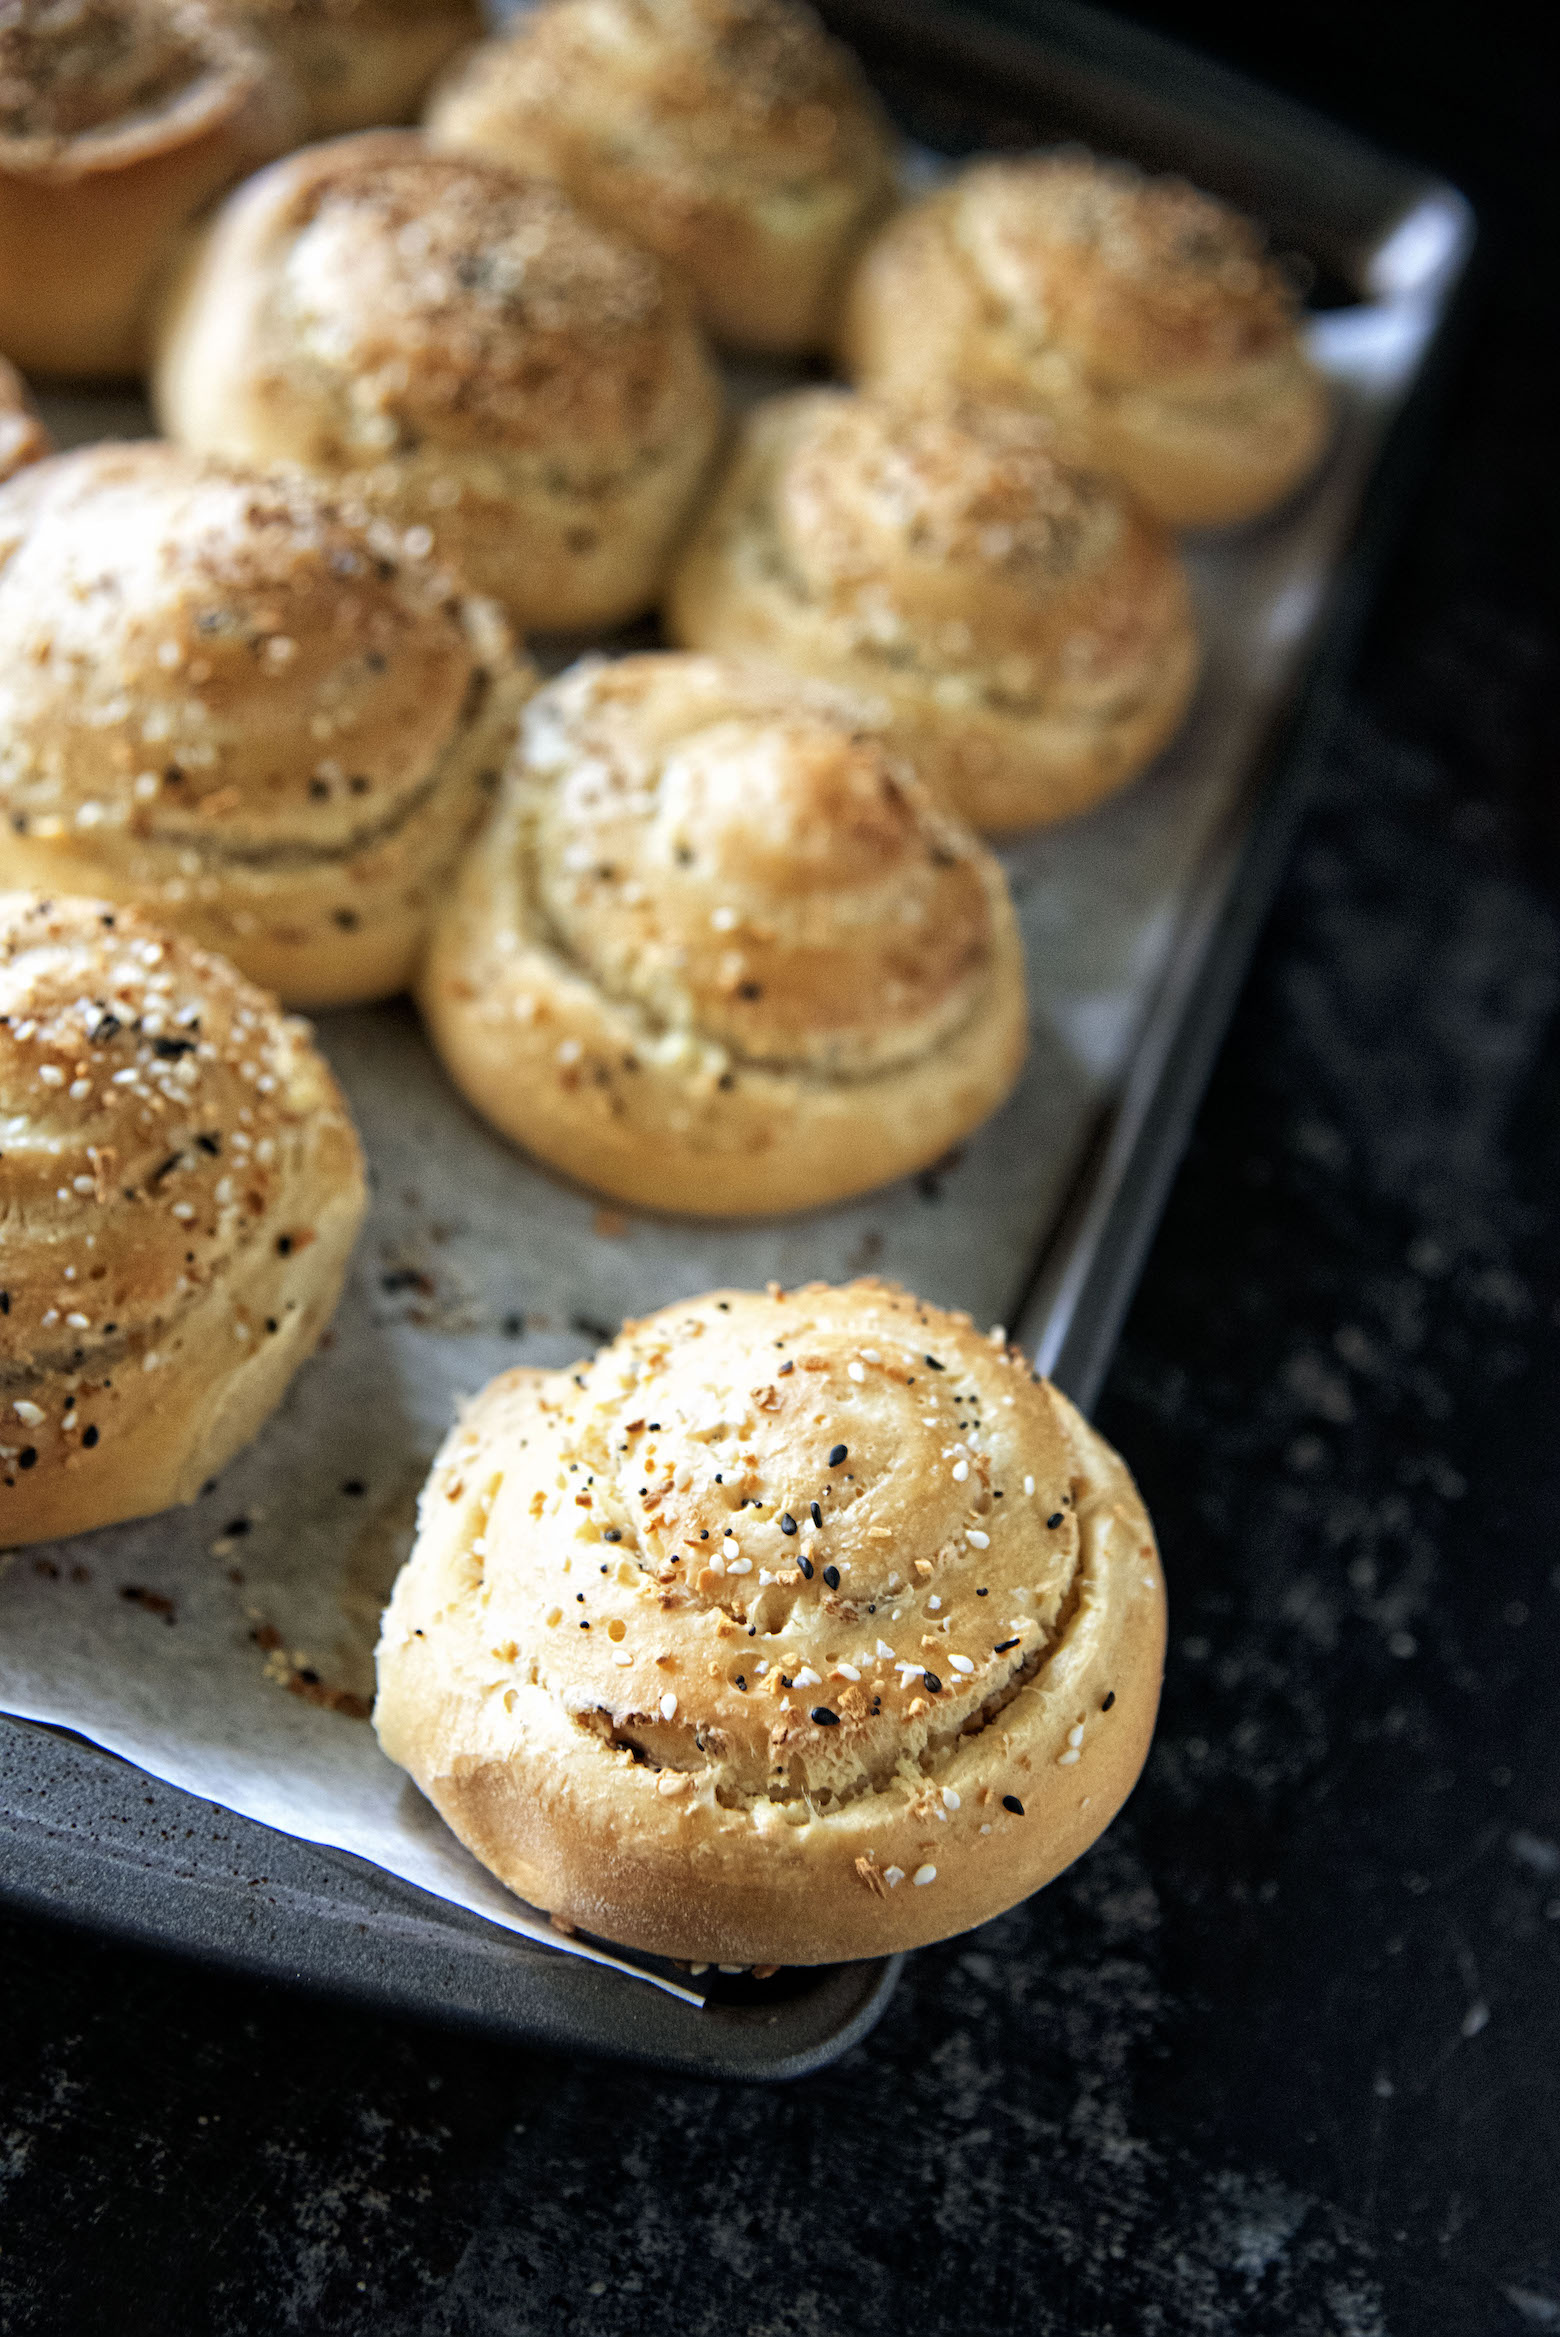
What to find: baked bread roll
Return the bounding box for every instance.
[374,1278,1165,1963]
[425,0,897,356]
[668,388,1199,832]
[0,891,365,1549]
[0,0,299,377]
[0,440,534,1007]
[152,132,724,629]
[840,154,1331,529]
[210,0,483,141]
[418,651,1027,1216]
[0,354,49,480]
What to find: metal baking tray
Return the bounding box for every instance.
[0,0,1473,2078]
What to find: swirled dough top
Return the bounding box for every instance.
[949,154,1305,392]
[0,441,511,861]
[771,390,1152,658]
[256,140,708,459]
[0,890,349,1365]
[0,0,262,153]
[520,654,1003,1078]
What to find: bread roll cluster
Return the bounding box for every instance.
[0,0,1338,1959]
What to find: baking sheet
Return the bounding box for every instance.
[0,199,1459,1998]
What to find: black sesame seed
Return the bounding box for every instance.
[579,1620,590,1628]
[195,1133,221,1156]
[975,1586,988,1596]
[1002,1795,1025,1816]
[922,1671,942,1693]
[18,1447,37,1469]
[822,1564,841,1590]
[924,1354,945,1371]
[778,1360,794,1375]
[340,1478,366,1497]
[797,1554,814,1579]
[780,1675,793,1688]
[602,1527,622,1543]
[1047,1513,1064,1530]
[1102,1691,1116,1712]
[152,1036,195,1060]
[276,1235,293,1257]
[828,1444,848,1466]
[806,1501,820,1529]
[779,1512,797,1535]
[224,1518,250,1538]
[994,1637,1019,1653]
[810,1706,839,1727]
[0,1291,8,1314]
[735,1676,747,1690]
[82,1425,99,1448]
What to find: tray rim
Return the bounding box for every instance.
[0,0,1477,2079]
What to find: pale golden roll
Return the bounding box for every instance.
[668,389,1199,833]
[151,131,725,629]
[0,441,534,1007]
[0,354,49,480]
[0,0,300,377]
[0,892,366,1549]
[210,0,483,141]
[840,154,1331,530]
[374,1278,1165,1964]
[418,652,1028,1216]
[425,0,898,357]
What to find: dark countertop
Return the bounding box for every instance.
[3,6,1556,2331]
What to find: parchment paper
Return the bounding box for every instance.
[0,242,1457,1999]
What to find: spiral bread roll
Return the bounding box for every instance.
[375,1279,1164,1963]
[210,0,483,142]
[0,442,533,1007]
[0,0,299,376]
[0,355,49,482]
[152,132,724,630]
[0,892,365,1549]
[841,154,1331,530]
[425,0,898,357]
[419,652,1027,1216]
[669,389,1198,833]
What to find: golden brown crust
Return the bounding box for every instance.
[0,441,535,1006]
[373,1279,1165,1964]
[668,388,1199,831]
[417,651,1028,1215]
[209,0,484,141]
[0,354,50,481]
[151,130,725,628]
[425,0,897,355]
[0,0,300,376]
[0,890,366,1549]
[840,154,1332,529]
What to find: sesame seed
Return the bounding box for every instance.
[1058,1748,1080,1766]
[1102,1691,1116,1711]
[923,1671,942,1693]
[794,1666,821,1688]
[835,1663,861,1681]
[722,1537,739,1558]
[848,1362,865,1383]
[1003,1794,1025,1815]
[941,1787,960,1810]
[828,1444,848,1466]
[1047,1513,1064,1529]
[796,1553,814,1579]
[1067,1723,1085,1747]
[13,1401,45,1427]
[912,1864,937,1886]
[811,1706,839,1726]
[778,1512,797,1535]
[966,1528,990,1548]
[994,1637,1019,1653]
[810,1501,822,1527]
[823,1564,840,1590]
[1023,1475,1035,1496]
[951,1460,969,1481]
[949,1654,974,1675]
